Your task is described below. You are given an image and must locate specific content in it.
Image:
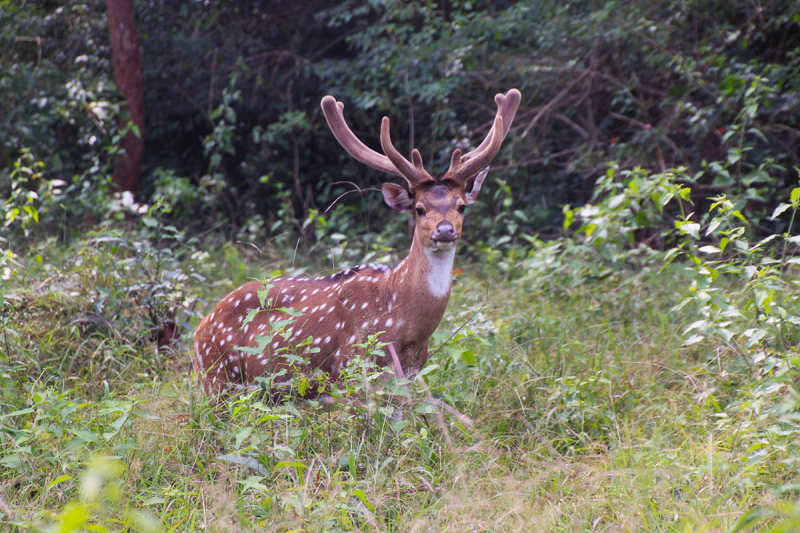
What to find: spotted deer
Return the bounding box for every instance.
[193,89,521,397]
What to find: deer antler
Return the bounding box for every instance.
[442,88,521,185]
[321,96,433,190]
[380,117,434,188]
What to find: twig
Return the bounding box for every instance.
[207,48,218,118]
[1,306,10,358]
[424,397,473,427]
[416,373,452,447]
[521,70,590,138]
[324,182,381,214]
[234,241,263,254]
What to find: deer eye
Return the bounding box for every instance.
[415,207,426,216]
[458,204,467,214]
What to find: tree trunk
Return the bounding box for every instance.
[106,0,144,196]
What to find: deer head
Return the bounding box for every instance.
[321,89,521,254]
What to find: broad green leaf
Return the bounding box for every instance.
[705,218,721,236]
[676,222,700,239]
[698,245,721,254]
[48,474,72,489]
[67,428,99,443]
[0,454,24,468]
[418,364,440,377]
[237,334,272,355]
[258,287,271,308]
[234,427,253,448]
[241,307,260,327]
[351,488,375,512]
[239,475,269,493]
[275,461,307,471]
[684,320,706,334]
[0,407,35,419]
[771,203,791,220]
[103,412,131,441]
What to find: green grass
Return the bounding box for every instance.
[1,229,799,532]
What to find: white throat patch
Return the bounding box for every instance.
[424,247,456,298]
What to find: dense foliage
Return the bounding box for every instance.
[2,0,799,250]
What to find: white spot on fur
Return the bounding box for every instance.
[244,293,252,301]
[386,318,393,327]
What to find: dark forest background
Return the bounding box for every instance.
[3,0,799,259]
[5,3,800,529]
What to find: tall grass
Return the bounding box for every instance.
[2,171,800,531]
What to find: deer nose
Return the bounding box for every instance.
[432,222,457,241]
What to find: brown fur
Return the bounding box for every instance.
[193,186,464,397]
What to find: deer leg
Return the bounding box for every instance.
[385,344,412,423]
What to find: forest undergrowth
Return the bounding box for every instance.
[2,170,800,532]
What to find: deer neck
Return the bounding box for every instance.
[391,235,456,319]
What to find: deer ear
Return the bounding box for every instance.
[464,167,490,205]
[382,183,415,212]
